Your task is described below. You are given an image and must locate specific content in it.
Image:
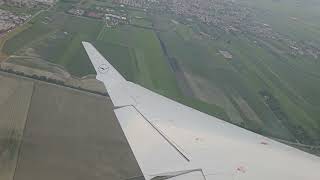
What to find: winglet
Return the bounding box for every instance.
[82,41,126,83]
[82,41,136,107]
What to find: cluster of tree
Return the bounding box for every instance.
[259,90,316,145]
[60,0,79,3]
[0,68,108,96]
[71,85,108,97]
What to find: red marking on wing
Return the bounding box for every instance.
[260,141,269,145]
[236,166,246,173]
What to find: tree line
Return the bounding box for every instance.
[0,68,108,97]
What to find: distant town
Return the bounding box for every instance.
[0,0,56,36]
[0,0,56,7]
[1,0,319,59]
[114,0,320,59]
[0,9,30,34]
[1,0,319,60]
[67,6,128,27]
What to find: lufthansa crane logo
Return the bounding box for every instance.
[98,64,109,74]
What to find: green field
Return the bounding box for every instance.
[130,17,153,28]
[238,0,320,43]
[97,25,181,96]
[128,9,153,28]
[152,13,320,144]
[2,11,103,76]
[0,0,231,120]
[1,2,181,97]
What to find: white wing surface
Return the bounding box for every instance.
[83,42,320,180]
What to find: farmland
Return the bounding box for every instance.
[238,0,320,43]
[0,2,229,120]
[96,25,181,97]
[0,72,143,180]
[0,75,33,180]
[0,4,180,97]
[152,12,320,145]
[2,11,102,76]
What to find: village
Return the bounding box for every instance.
[113,0,320,59]
[0,0,56,36]
[0,0,56,8]
[0,9,30,35]
[67,5,128,27]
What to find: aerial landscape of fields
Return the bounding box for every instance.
[0,0,319,166]
[0,72,143,180]
[0,74,33,180]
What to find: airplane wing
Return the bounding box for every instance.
[83,42,320,180]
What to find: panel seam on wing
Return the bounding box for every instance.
[115,105,191,162]
[149,168,206,180]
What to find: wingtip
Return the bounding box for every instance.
[82,41,90,46]
[81,41,127,82]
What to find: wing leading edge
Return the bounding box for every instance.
[83,42,320,180]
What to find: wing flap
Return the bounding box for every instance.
[114,106,193,179]
[168,170,205,180]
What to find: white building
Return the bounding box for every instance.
[35,0,56,5]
